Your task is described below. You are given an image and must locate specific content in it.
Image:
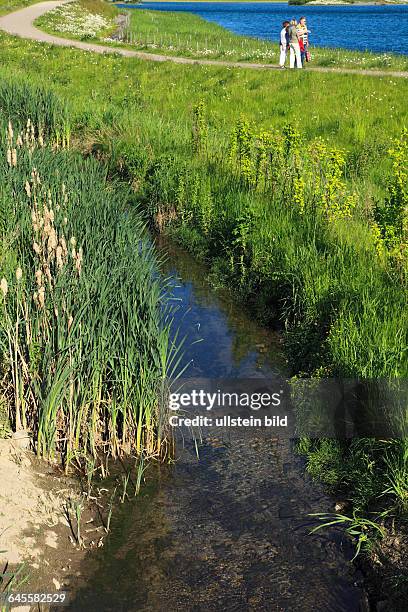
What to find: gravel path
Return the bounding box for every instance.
[1,1,408,78]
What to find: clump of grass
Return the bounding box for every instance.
[0,537,29,606]
[0,80,68,142]
[0,0,42,17]
[64,497,85,547]
[310,510,388,560]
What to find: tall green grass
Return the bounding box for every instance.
[0,80,69,142]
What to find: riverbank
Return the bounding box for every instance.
[0,439,155,605]
[0,438,114,604]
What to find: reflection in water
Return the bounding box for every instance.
[158,236,286,379]
[68,238,364,612]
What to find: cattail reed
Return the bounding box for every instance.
[0,105,175,474]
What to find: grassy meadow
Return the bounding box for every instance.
[0,0,407,562]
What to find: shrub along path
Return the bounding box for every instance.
[1,0,408,78]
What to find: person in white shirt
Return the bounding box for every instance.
[279,21,290,69]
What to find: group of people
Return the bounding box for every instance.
[279,17,311,69]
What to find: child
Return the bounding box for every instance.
[297,16,311,66]
[279,21,290,69]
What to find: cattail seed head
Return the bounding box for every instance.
[48,228,58,252]
[7,121,14,142]
[33,242,41,255]
[44,265,52,285]
[35,270,43,286]
[38,286,45,308]
[60,236,67,256]
[56,245,64,270]
[0,278,8,297]
[11,149,17,167]
[75,247,83,275]
[31,168,40,185]
[70,236,76,247]
[16,267,22,282]
[26,182,32,198]
[68,315,73,331]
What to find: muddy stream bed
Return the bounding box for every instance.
[67,238,365,611]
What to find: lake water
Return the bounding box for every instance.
[127,2,408,55]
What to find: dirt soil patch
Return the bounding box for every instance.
[0,438,108,608]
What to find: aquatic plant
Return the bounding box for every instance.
[310,510,388,560]
[0,106,178,471]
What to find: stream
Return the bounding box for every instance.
[68,238,365,611]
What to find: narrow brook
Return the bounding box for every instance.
[68,238,364,612]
